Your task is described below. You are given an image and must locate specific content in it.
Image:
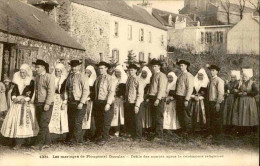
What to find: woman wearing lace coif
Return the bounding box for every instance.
[1,64,39,149]
[49,63,69,141]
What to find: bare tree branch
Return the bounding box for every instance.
[239,0,246,19]
[220,0,231,24]
[249,0,260,15]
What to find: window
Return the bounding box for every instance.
[128,25,132,40]
[112,49,119,63]
[215,32,223,43]
[161,35,164,46]
[206,32,212,44]
[139,28,144,41]
[99,28,103,35]
[114,22,119,37]
[160,55,164,60]
[139,52,144,62]
[99,52,104,61]
[148,53,152,62]
[201,32,204,44]
[149,31,152,43]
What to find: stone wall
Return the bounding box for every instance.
[70,3,110,62]
[56,0,72,33]
[0,31,85,73]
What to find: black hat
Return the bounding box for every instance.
[149,59,162,66]
[139,61,146,65]
[127,63,139,70]
[208,65,220,71]
[33,59,49,73]
[96,61,110,68]
[177,60,190,67]
[68,60,82,67]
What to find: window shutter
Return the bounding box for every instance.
[201,32,204,44]
[148,53,151,62]
[100,53,104,61]
[139,52,144,62]
[116,50,119,62]
[160,55,164,60]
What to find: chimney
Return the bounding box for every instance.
[168,14,173,26]
[137,0,152,15]
[243,12,252,20]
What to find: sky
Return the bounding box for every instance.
[125,0,258,14]
[125,0,184,13]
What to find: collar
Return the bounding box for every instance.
[39,71,46,76]
[100,73,108,78]
[71,71,80,75]
[211,75,218,80]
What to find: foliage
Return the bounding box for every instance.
[124,50,138,66]
[166,47,259,83]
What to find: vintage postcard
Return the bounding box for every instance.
[0,0,259,166]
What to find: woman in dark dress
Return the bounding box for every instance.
[82,65,97,141]
[110,65,127,137]
[1,64,39,149]
[222,70,240,133]
[232,69,259,135]
[190,68,209,132]
[138,66,152,136]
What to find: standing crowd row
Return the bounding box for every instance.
[0,58,258,150]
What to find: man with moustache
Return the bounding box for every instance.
[64,60,89,145]
[32,59,55,150]
[175,60,194,136]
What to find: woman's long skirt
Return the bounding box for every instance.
[142,102,152,129]
[223,94,236,125]
[1,102,39,138]
[232,96,259,126]
[111,97,124,127]
[49,94,69,134]
[82,100,93,129]
[163,100,180,130]
[190,99,207,131]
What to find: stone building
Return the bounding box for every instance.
[29,0,168,65]
[168,20,233,54]
[179,0,254,25]
[227,13,260,55]
[152,8,197,29]
[0,0,85,80]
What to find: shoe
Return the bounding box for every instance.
[41,145,50,149]
[31,145,43,151]
[12,144,22,150]
[115,132,119,137]
[95,139,106,146]
[132,138,142,143]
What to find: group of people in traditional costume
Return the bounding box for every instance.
[0,58,258,150]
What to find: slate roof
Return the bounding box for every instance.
[152,8,196,27]
[28,0,59,6]
[71,0,166,30]
[0,0,85,50]
[132,5,167,30]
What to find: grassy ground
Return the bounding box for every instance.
[0,118,258,166]
[0,130,258,155]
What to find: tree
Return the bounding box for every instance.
[239,0,246,19]
[249,0,260,15]
[124,50,138,66]
[220,0,231,24]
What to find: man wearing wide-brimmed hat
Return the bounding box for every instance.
[92,61,116,146]
[32,59,55,150]
[64,60,89,145]
[207,64,224,137]
[148,59,167,141]
[125,64,144,142]
[175,60,194,136]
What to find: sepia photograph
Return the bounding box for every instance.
[0,0,259,165]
